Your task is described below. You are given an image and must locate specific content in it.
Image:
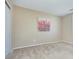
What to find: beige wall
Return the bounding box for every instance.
[12,6,62,49]
[62,14,73,44]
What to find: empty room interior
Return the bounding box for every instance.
[5,0,73,59]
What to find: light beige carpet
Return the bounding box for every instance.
[9,42,73,59]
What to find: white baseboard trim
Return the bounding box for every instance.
[13,41,61,50]
[13,41,73,50]
[62,41,73,45]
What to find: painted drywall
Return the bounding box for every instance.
[62,14,73,44]
[6,0,14,8]
[12,6,62,49]
[5,4,12,56]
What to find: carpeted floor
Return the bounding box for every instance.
[8,42,73,59]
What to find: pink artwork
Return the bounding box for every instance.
[37,17,50,31]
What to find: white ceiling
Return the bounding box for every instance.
[14,0,73,16]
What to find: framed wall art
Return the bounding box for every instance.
[37,17,50,31]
